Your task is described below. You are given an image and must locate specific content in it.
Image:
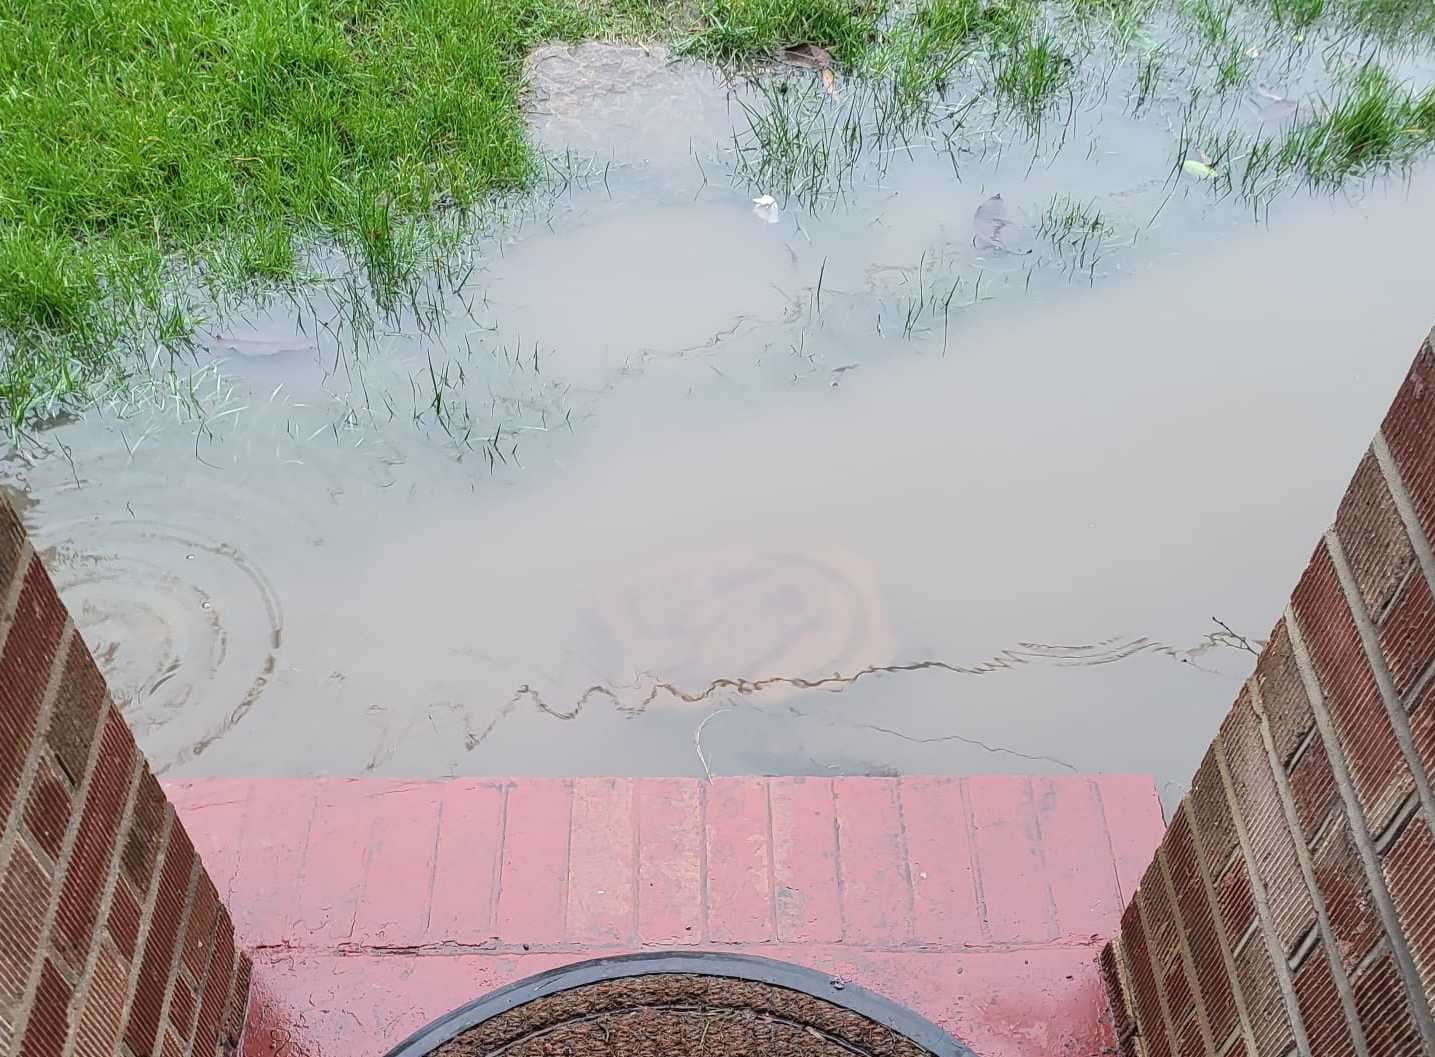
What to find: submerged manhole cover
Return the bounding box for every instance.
[384,953,977,1057]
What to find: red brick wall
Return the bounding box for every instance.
[1104,329,1435,1057]
[0,496,251,1057]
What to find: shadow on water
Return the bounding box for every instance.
[5,42,1435,809]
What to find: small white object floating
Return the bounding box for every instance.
[752,194,781,224]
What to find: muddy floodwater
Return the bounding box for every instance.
[6,46,1435,807]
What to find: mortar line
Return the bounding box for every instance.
[697,779,711,944]
[629,779,641,947]
[113,802,177,1051]
[1090,779,1130,907]
[1183,797,1261,1057]
[960,778,991,944]
[559,779,574,944]
[7,702,135,1051]
[1214,736,1314,1057]
[1132,883,1186,1057]
[1375,790,1423,856]
[1285,603,1435,1056]
[1024,778,1060,943]
[0,542,33,662]
[764,780,778,942]
[1373,432,1435,604]
[0,621,75,882]
[1155,847,1218,1055]
[1325,529,1435,825]
[150,860,202,1054]
[1248,677,1370,1057]
[490,782,509,937]
[59,757,145,1057]
[891,779,917,946]
[423,794,445,938]
[829,779,847,944]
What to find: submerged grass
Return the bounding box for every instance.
[4,0,1435,431]
[1038,194,1111,274]
[1276,62,1435,184]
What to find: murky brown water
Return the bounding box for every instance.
[5,45,1435,806]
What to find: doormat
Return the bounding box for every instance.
[384,953,978,1057]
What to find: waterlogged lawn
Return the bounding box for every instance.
[2,0,1434,430]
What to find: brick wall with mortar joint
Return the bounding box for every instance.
[1105,327,1435,1057]
[0,495,251,1057]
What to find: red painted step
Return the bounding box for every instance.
[165,774,1165,1057]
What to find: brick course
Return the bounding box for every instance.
[1105,329,1435,1057]
[0,494,250,1057]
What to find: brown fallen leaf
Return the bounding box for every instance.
[781,43,834,69]
[821,67,839,101]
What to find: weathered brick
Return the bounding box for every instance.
[125,822,195,1056]
[1216,856,1256,950]
[1352,951,1424,1057]
[0,844,48,1013]
[1220,693,1315,954]
[124,769,168,893]
[23,755,73,863]
[1291,944,1356,1057]
[1166,807,1238,1044]
[1380,336,1435,549]
[168,974,196,1039]
[0,495,25,598]
[1233,935,1294,1057]
[1140,860,1196,1045]
[19,959,72,1057]
[1336,450,1417,623]
[45,635,107,786]
[74,942,128,1057]
[180,878,219,984]
[0,563,67,820]
[1254,622,1316,769]
[54,710,135,968]
[1190,746,1238,872]
[107,878,142,962]
[0,496,246,1057]
[1288,738,1340,848]
[1102,942,1136,1046]
[1311,819,1382,973]
[220,951,252,1052]
[1383,816,1435,1000]
[1379,571,1435,700]
[1412,680,1435,781]
[1173,1008,1203,1057]
[191,929,233,1057]
[1292,546,1413,835]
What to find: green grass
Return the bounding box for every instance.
[0,0,689,430]
[992,30,1074,123]
[4,0,1435,433]
[1038,194,1110,273]
[682,0,886,65]
[1277,63,1435,185]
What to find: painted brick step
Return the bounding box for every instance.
[166,774,1165,1057]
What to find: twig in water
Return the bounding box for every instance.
[1211,616,1261,657]
[694,705,735,780]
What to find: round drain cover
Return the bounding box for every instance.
[383,953,977,1057]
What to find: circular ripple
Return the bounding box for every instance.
[386,954,975,1057]
[41,515,282,770]
[15,443,290,773]
[595,546,894,705]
